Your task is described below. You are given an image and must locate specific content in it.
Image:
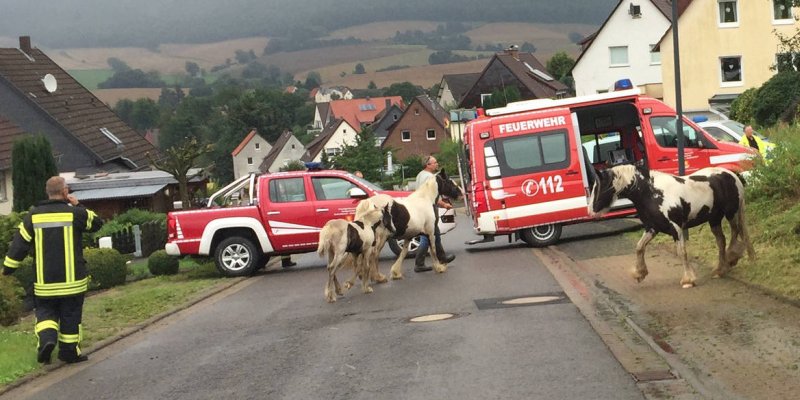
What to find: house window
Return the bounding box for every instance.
[649,44,661,65]
[480,94,492,107]
[414,108,420,116]
[325,147,341,156]
[393,114,398,121]
[718,1,738,26]
[775,52,800,72]
[291,144,296,149]
[401,130,411,142]
[720,56,742,85]
[247,157,253,165]
[426,129,436,140]
[774,0,793,21]
[0,171,6,201]
[255,143,260,150]
[609,46,629,66]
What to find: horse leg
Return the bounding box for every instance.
[326,253,347,302]
[343,255,357,291]
[725,214,746,267]
[358,253,374,294]
[675,230,696,288]
[390,239,411,280]
[370,236,388,284]
[710,223,729,278]
[632,229,655,283]
[425,227,447,273]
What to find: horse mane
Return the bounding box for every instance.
[612,164,639,192]
[409,175,439,203]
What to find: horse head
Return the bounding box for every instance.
[436,168,462,200]
[588,164,641,217]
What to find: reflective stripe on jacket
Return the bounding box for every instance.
[4,200,104,297]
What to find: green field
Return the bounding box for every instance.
[68,69,114,90]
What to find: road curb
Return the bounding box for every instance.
[0,276,249,396]
[535,246,745,400]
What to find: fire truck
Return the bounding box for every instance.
[461,89,755,247]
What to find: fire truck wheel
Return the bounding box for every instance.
[388,237,421,258]
[215,236,260,277]
[520,224,562,247]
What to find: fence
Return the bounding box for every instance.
[108,221,166,258]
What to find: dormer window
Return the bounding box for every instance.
[100,127,123,146]
[255,142,260,150]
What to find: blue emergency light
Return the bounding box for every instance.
[613,79,633,91]
[692,116,708,123]
[305,162,323,171]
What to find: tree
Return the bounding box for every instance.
[185,61,200,77]
[332,126,385,182]
[304,71,321,89]
[483,86,521,109]
[384,81,423,104]
[546,51,575,81]
[521,42,537,53]
[12,135,58,212]
[354,63,366,74]
[107,57,131,72]
[368,81,377,90]
[279,160,306,172]
[148,137,213,209]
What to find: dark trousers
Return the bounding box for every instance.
[35,294,85,358]
[416,205,444,265]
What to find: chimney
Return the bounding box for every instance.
[19,36,31,53]
[505,44,520,60]
[385,98,391,110]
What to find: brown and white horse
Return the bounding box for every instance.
[588,164,754,288]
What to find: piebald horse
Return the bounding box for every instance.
[588,164,754,288]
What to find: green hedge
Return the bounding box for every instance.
[85,248,128,290]
[147,250,179,276]
[0,275,24,326]
[92,208,166,242]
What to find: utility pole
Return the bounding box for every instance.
[673,0,685,176]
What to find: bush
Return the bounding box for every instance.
[747,125,800,202]
[147,250,180,276]
[729,87,757,126]
[0,212,22,260]
[93,208,166,241]
[751,71,800,127]
[85,248,128,290]
[0,275,25,326]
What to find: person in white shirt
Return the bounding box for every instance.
[413,155,455,272]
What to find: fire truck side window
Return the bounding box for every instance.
[269,177,307,203]
[493,129,570,176]
[650,116,703,148]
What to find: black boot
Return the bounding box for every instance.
[435,243,455,264]
[58,352,89,364]
[414,249,432,272]
[282,257,297,268]
[37,341,55,364]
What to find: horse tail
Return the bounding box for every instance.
[317,225,331,258]
[738,197,756,260]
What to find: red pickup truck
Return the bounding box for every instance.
[165,170,414,276]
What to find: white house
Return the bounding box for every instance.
[259,131,306,173]
[571,0,672,97]
[231,130,272,179]
[302,119,357,163]
[313,86,353,103]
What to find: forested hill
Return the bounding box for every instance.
[0,0,616,48]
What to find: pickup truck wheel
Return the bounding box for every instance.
[520,224,562,247]
[215,237,259,277]
[388,236,420,258]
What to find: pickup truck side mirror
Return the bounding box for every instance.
[348,187,368,199]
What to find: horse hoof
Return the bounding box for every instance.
[391,274,404,280]
[363,287,373,294]
[374,274,388,284]
[326,296,337,303]
[681,282,695,289]
[344,282,353,290]
[434,265,447,273]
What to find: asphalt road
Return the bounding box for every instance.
[9,214,646,400]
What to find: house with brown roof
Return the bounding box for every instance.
[436,73,481,109]
[458,47,569,108]
[0,36,158,175]
[302,119,357,163]
[368,98,405,146]
[231,129,271,179]
[311,96,404,134]
[0,116,26,214]
[259,131,305,173]
[382,95,450,161]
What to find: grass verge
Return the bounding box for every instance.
[0,258,226,388]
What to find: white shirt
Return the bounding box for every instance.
[415,170,435,189]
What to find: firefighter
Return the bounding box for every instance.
[3,176,104,364]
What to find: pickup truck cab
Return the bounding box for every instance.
[165,170,411,276]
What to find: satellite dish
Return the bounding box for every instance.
[42,74,57,93]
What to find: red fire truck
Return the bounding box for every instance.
[462,89,755,247]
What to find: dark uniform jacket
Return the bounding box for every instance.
[3,200,104,297]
